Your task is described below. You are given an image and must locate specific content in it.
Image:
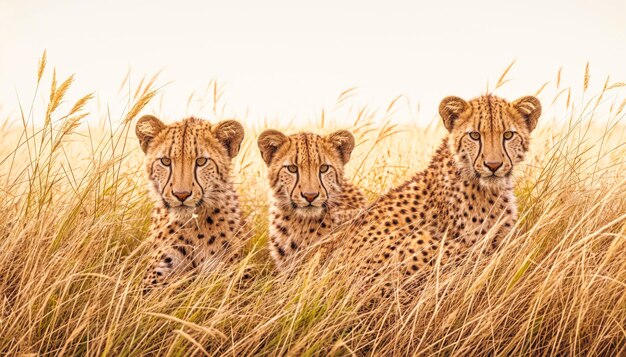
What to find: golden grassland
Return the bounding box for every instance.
[0,54,625,355]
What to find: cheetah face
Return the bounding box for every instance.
[439,95,541,186]
[258,129,355,218]
[136,116,244,212]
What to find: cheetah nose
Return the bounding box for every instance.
[173,191,192,202]
[301,192,319,203]
[484,161,503,173]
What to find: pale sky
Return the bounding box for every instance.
[1,0,625,126]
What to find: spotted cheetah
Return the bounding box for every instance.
[323,95,541,287]
[257,129,367,271]
[135,115,248,290]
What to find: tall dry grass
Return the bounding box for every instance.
[0,53,625,356]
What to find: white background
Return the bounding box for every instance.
[1,0,624,125]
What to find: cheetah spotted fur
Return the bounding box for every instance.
[135,115,249,291]
[258,129,367,271]
[322,95,541,289]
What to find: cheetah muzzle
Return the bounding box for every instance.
[320,94,541,292]
[136,115,250,292]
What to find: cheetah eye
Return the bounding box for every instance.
[503,131,514,140]
[287,165,298,173]
[196,157,208,166]
[160,157,171,166]
[320,164,330,173]
[469,131,481,140]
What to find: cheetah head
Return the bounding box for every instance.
[257,129,355,218]
[439,95,541,187]
[135,115,244,212]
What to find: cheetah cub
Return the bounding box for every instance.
[258,129,366,271]
[136,115,247,291]
[324,95,541,284]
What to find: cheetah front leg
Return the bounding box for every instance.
[221,222,256,282]
[142,246,193,293]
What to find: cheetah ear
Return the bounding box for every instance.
[326,130,355,164]
[439,96,469,132]
[257,129,288,165]
[212,120,245,158]
[513,96,541,132]
[136,115,165,153]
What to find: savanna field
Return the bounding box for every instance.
[0,54,625,356]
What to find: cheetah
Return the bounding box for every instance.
[322,95,541,288]
[257,129,367,271]
[135,115,248,290]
